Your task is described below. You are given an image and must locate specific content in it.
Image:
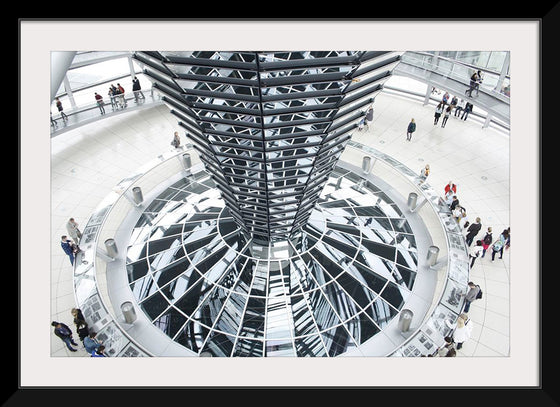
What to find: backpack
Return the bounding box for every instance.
[483,233,493,245]
[475,285,483,299]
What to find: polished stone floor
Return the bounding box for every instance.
[50,91,512,359]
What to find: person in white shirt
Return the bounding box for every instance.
[469,240,484,268]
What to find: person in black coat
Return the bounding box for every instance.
[132,77,145,102]
[449,196,460,211]
[406,118,416,141]
[465,217,482,246]
[71,308,89,342]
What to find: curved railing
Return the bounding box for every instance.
[343,141,471,356]
[51,52,510,137]
[400,51,510,101]
[72,140,470,357]
[71,145,197,357]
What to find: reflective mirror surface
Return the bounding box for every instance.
[125,167,418,356]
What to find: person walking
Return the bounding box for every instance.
[481,227,493,258]
[55,97,68,122]
[434,102,444,125]
[491,228,510,261]
[406,118,416,141]
[467,70,482,97]
[465,217,482,246]
[60,235,78,266]
[441,105,452,128]
[94,93,105,115]
[132,77,145,102]
[52,321,78,352]
[66,217,82,245]
[469,240,484,268]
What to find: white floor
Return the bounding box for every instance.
[50,91,511,358]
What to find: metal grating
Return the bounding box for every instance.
[133,51,402,242]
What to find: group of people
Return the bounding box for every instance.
[434,282,481,356]
[405,92,473,142]
[434,92,474,127]
[52,78,147,126]
[60,217,82,266]
[52,308,106,356]
[106,78,145,112]
[108,83,128,110]
[443,180,511,268]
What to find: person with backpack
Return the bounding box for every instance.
[491,229,510,261]
[462,281,482,313]
[481,227,493,258]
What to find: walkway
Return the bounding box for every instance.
[50,91,510,358]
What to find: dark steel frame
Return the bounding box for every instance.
[133,51,402,242]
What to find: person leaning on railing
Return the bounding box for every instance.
[467,70,482,97]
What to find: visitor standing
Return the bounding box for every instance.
[434,102,444,125]
[454,98,466,117]
[364,106,373,130]
[468,240,484,268]
[419,164,430,184]
[461,102,473,121]
[406,118,416,141]
[60,235,77,266]
[465,217,482,246]
[52,321,78,352]
[55,97,68,122]
[462,282,481,313]
[171,131,181,149]
[66,217,82,245]
[444,181,457,197]
[491,228,510,261]
[452,314,473,350]
[481,227,493,258]
[84,332,102,354]
[441,105,452,128]
[132,77,145,102]
[94,93,105,115]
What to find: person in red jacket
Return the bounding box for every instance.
[444,181,457,199]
